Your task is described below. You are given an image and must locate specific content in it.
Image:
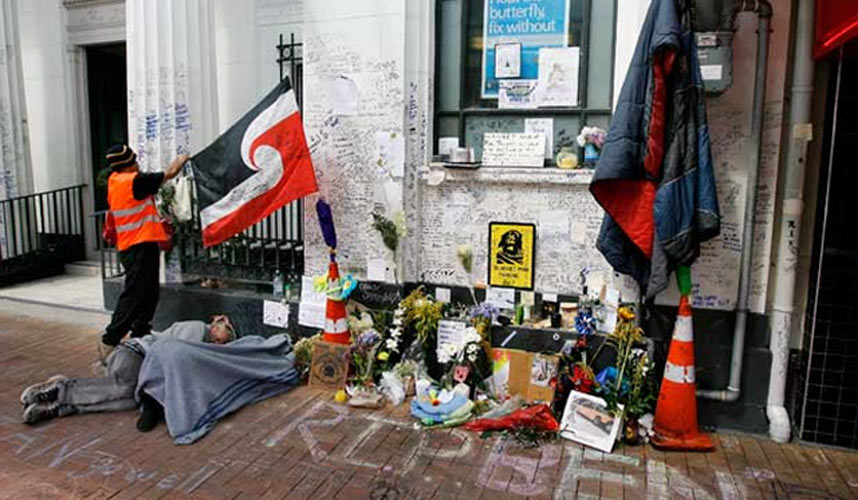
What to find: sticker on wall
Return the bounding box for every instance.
[488,222,536,290]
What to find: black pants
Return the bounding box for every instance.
[102,242,161,346]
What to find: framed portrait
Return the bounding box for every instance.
[488,222,536,290]
[559,391,623,453]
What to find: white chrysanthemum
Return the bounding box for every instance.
[462,327,480,345]
[386,338,399,351]
[467,343,479,354]
[468,353,477,363]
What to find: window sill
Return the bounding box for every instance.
[421,162,595,186]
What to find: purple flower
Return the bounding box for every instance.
[356,329,381,348]
[468,303,499,322]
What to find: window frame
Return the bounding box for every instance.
[433,0,618,162]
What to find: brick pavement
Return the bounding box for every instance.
[1,311,857,499]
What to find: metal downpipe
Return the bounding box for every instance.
[697,0,772,403]
[766,0,815,443]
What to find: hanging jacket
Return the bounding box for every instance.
[108,172,169,252]
[589,0,720,298]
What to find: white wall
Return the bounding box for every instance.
[17,0,79,192]
[213,0,302,132]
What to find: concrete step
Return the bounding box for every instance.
[65,261,102,277]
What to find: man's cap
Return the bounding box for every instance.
[106,144,137,171]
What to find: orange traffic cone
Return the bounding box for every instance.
[651,295,714,451]
[322,260,349,344]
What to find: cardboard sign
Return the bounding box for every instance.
[491,348,558,403]
[481,133,545,167]
[309,340,350,389]
[488,222,536,290]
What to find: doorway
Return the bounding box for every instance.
[85,43,128,212]
[799,41,858,449]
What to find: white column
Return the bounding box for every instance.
[0,0,31,199]
[126,0,219,173]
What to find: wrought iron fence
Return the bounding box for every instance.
[0,185,87,286]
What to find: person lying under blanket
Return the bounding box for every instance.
[20,316,236,431]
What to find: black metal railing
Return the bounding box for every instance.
[92,210,124,280]
[177,195,304,283]
[0,185,87,286]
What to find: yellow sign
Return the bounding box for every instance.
[488,222,535,290]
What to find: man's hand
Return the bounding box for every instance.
[164,154,189,181]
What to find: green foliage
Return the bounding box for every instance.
[371,211,400,253]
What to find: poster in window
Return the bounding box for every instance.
[482,0,571,99]
[537,46,580,107]
[488,222,536,290]
[494,42,522,78]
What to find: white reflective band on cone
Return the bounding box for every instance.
[664,361,696,384]
[325,317,348,333]
[672,316,693,342]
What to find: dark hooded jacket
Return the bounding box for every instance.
[589,0,720,298]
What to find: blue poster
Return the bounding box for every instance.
[482,0,571,99]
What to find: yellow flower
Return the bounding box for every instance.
[334,389,347,403]
[618,307,636,321]
[377,351,390,361]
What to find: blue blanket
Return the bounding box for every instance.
[136,334,299,445]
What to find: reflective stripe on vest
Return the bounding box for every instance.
[108,172,168,251]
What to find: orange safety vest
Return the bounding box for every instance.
[107,171,169,252]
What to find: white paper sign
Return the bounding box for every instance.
[498,80,538,109]
[481,133,546,167]
[486,287,516,310]
[495,43,521,78]
[537,47,580,107]
[524,118,554,159]
[700,64,723,81]
[324,75,358,116]
[570,221,588,245]
[298,302,326,329]
[520,291,535,306]
[438,137,459,156]
[560,391,623,453]
[263,300,290,328]
[436,320,468,362]
[375,131,405,178]
[367,257,388,282]
[301,275,327,305]
[435,287,452,303]
[539,209,569,239]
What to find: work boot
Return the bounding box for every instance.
[22,403,74,425]
[136,393,163,432]
[97,340,115,365]
[20,375,68,406]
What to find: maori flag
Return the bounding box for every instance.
[191,78,317,247]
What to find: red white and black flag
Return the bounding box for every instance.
[191,78,317,247]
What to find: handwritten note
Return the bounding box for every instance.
[486,287,516,310]
[263,300,290,328]
[435,287,452,303]
[481,133,546,167]
[298,302,326,329]
[524,118,554,159]
[324,75,358,116]
[436,320,468,362]
[301,275,327,305]
[367,257,388,282]
[539,209,569,239]
[375,131,405,178]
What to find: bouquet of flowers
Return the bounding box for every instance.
[467,302,499,340]
[576,126,607,149]
[345,329,383,387]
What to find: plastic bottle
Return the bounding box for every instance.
[272,269,284,298]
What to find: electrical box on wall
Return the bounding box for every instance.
[697,31,734,95]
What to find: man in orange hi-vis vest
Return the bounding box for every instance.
[99,145,186,363]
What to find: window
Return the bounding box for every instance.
[434,0,617,164]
